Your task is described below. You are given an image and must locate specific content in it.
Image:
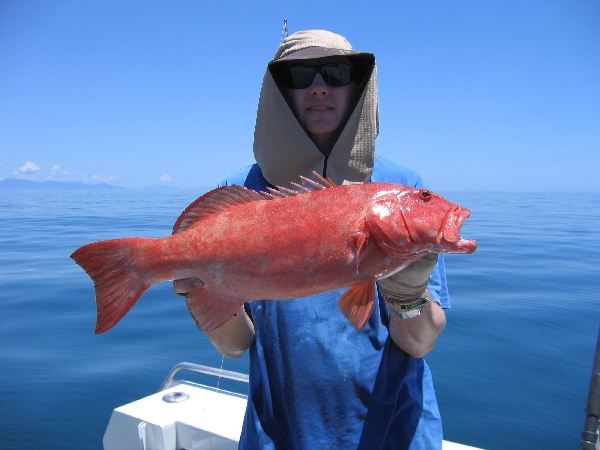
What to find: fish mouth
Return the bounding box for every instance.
[438,206,478,253]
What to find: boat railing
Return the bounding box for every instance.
[158,361,249,392]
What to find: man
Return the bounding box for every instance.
[175,30,449,449]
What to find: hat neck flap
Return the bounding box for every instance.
[253,30,379,187]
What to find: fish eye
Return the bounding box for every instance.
[419,189,432,201]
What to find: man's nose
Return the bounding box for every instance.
[310,73,329,94]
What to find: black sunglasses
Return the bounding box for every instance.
[279,63,355,89]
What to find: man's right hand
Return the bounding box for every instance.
[173,278,203,296]
[172,277,254,357]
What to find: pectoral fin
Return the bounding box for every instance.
[352,231,370,272]
[185,288,245,332]
[337,282,376,331]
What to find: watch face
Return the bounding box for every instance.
[400,307,424,319]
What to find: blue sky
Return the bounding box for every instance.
[1,0,598,191]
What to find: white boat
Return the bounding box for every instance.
[103,362,483,450]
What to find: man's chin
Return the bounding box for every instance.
[305,121,340,138]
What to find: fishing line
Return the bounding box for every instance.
[216,353,225,390]
[207,354,226,450]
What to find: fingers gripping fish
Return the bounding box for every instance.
[71,173,477,334]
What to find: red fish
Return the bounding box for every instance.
[71,175,477,334]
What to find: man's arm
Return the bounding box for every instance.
[378,253,446,358]
[388,291,446,358]
[173,279,255,359]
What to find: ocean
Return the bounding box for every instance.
[1,189,598,449]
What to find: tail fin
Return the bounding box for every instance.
[71,238,151,334]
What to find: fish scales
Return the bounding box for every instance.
[138,187,380,298]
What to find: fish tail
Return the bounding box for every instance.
[70,238,152,334]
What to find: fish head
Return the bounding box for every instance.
[367,186,477,258]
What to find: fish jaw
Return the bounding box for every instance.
[435,206,477,253]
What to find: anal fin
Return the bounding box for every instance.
[337,282,376,331]
[185,288,245,332]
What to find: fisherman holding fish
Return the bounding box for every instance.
[72,28,477,448]
[175,30,453,449]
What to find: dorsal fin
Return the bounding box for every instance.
[173,173,336,233]
[173,185,269,234]
[261,171,336,200]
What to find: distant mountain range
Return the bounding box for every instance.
[0,178,124,190]
[0,178,209,191]
[139,184,178,191]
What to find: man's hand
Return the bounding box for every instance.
[172,277,255,358]
[378,253,438,303]
[173,278,203,296]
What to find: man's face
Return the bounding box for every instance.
[286,72,357,139]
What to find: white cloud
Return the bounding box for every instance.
[46,165,83,181]
[159,173,172,182]
[42,163,120,184]
[4,160,121,185]
[10,161,42,180]
[15,161,41,174]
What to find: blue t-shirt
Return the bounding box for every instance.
[220,156,449,450]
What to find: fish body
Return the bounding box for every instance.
[71,176,477,334]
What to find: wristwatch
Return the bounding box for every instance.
[386,296,429,320]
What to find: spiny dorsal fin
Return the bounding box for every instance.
[173,185,269,234]
[261,171,336,199]
[173,173,336,233]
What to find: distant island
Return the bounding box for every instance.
[0,178,125,190]
[139,184,178,191]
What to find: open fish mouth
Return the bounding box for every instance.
[438,206,478,253]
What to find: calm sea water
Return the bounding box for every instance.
[0,189,598,449]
